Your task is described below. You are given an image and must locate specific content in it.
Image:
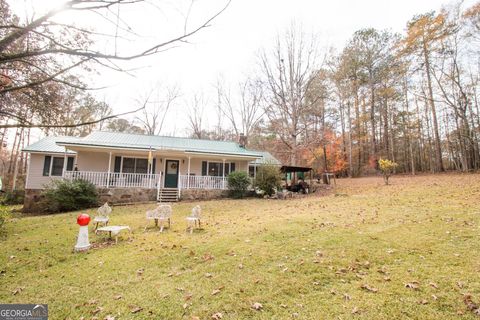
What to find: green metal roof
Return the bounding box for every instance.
[26,131,266,158]
[22,136,77,154]
[250,151,282,165]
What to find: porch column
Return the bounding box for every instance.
[187,156,191,189]
[254,164,257,179]
[222,159,226,189]
[62,150,68,177]
[106,152,112,188]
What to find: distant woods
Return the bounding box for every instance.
[254,2,480,175]
[0,0,479,192]
[189,2,480,176]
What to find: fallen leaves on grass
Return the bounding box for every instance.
[405,282,420,290]
[104,315,115,320]
[429,282,439,289]
[361,284,378,293]
[211,312,223,319]
[12,287,24,295]
[463,294,480,316]
[252,302,263,310]
[203,253,215,261]
[92,307,103,315]
[130,306,143,314]
[113,294,122,300]
[351,307,360,314]
[212,286,225,296]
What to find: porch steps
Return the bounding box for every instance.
[158,188,179,202]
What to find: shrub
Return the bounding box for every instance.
[0,205,10,229]
[254,164,282,196]
[379,158,398,185]
[41,179,98,213]
[1,190,25,205]
[227,171,251,198]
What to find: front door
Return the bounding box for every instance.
[164,160,179,188]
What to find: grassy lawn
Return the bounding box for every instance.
[1,174,480,319]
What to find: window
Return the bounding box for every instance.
[136,159,148,174]
[249,165,256,178]
[43,155,75,176]
[122,158,135,173]
[202,161,236,177]
[208,162,223,177]
[51,157,64,176]
[121,157,153,174]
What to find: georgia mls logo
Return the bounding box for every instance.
[31,305,47,318]
[0,304,48,320]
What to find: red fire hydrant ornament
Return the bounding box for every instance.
[75,213,91,252]
[77,213,90,226]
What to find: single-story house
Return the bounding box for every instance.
[22,131,280,211]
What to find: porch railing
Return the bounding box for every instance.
[64,171,161,189]
[179,175,227,190]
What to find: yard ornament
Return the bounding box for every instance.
[75,213,91,252]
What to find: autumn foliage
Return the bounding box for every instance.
[309,130,348,174]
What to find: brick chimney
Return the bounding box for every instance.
[238,133,247,148]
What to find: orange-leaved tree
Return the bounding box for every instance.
[308,130,348,175]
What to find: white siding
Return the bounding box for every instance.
[25,153,64,189]
[76,151,110,172]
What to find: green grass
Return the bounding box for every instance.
[1,174,480,319]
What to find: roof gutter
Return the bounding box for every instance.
[56,141,262,158]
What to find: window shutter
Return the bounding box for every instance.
[230,163,235,172]
[152,158,156,174]
[201,161,207,176]
[43,156,51,176]
[66,157,74,171]
[114,156,121,173]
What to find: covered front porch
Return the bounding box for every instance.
[58,146,256,193]
[63,170,229,190]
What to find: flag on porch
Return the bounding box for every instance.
[148,147,153,166]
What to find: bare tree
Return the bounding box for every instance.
[217,77,264,144]
[259,24,322,165]
[186,93,206,139]
[0,0,230,129]
[136,86,180,135]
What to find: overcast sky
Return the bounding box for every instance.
[8,0,474,141]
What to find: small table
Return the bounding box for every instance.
[96,226,131,244]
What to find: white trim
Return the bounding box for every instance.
[107,152,112,188]
[187,156,191,189]
[25,153,31,189]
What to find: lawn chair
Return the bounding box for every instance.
[93,202,111,231]
[145,204,172,232]
[186,205,202,234]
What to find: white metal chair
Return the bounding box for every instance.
[145,204,172,232]
[186,205,202,234]
[93,202,111,231]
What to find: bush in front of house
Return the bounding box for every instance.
[41,179,98,213]
[227,171,251,198]
[254,164,282,196]
[1,190,25,205]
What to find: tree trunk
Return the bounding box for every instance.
[423,42,444,172]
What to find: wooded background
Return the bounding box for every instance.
[1,0,479,191]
